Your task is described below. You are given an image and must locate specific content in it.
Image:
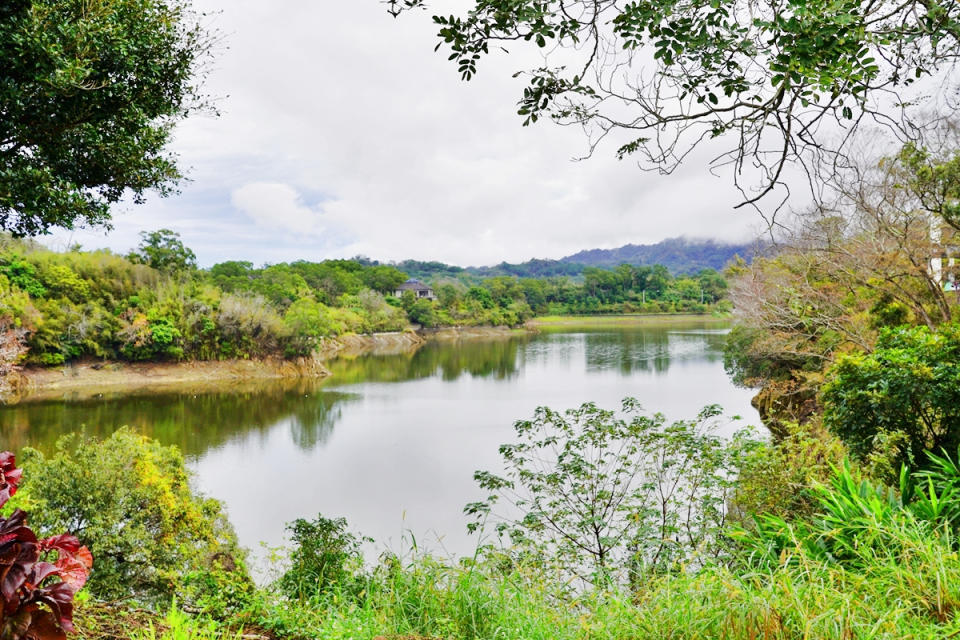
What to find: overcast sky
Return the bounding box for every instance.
[47,1,768,268]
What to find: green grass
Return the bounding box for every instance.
[234,522,960,640]
[128,608,246,640]
[76,517,960,640]
[532,313,731,328]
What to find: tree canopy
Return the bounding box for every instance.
[0,0,209,236]
[129,228,198,273]
[388,0,960,207]
[822,324,960,476]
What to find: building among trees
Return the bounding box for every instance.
[394,278,436,300]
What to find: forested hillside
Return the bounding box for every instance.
[0,233,729,368]
[398,237,755,281]
[560,237,760,272]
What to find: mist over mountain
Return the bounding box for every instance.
[393,237,760,281]
[558,237,760,273]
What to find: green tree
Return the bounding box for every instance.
[129,229,198,273]
[822,324,960,476]
[387,0,958,205]
[361,265,408,295]
[0,0,209,236]
[696,269,728,304]
[466,286,494,310]
[408,298,437,327]
[466,399,758,585]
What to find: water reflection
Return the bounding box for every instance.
[0,324,734,456]
[0,320,762,563]
[0,380,357,456]
[326,337,524,384]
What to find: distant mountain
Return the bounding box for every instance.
[559,237,759,274]
[393,237,759,280]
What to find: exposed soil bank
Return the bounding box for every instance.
[5,355,331,405]
[2,328,527,404]
[316,330,425,359]
[419,326,523,340]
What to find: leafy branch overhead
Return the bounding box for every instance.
[0,0,211,236]
[387,0,960,207]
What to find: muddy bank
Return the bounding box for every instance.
[2,329,463,404]
[318,330,425,358]
[3,327,529,405]
[5,356,331,405]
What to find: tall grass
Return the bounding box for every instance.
[241,518,960,640]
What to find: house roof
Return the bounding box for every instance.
[396,278,433,291]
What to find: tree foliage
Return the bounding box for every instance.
[12,429,242,604]
[822,324,960,476]
[725,139,958,391]
[278,515,370,602]
[128,229,198,274]
[0,0,209,235]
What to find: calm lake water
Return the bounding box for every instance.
[0,319,761,568]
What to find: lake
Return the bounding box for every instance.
[0,318,762,569]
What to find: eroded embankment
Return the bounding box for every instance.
[2,331,428,404]
[2,327,529,404]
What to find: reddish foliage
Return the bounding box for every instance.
[0,453,91,640]
[0,453,21,506]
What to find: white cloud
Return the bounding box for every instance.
[230,183,329,237]
[45,0,777,267]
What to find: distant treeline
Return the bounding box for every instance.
[0,232,730,367]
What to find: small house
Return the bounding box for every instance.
[394,278,436,300]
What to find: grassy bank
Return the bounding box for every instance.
[75,538,960,640]
[531,312,731,328]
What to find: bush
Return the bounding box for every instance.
[216,294,289,358]
[278,515,370,602]
[733,420,847,522]
[822,323,960,475]
[13,429,246,605]
[466,399,760,586]
[407,299,437,327]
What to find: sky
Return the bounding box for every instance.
[47,1,768,268]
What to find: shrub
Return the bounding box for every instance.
[0,255,47,298]
[735,450,960,572]
[822,323,960,475]
[116,311,183,361]
[278,515,370,602]
[407,299,437,327]
[733,420,847,522]
[0,451,91,640]
[14,430,245,605]
[466,399,760,586]
[217,294,289,358]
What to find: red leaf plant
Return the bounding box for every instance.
[0,452,92,640]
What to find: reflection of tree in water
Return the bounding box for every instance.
[325,337,523,384]
[288,395,344,450]
[0,379,357,457]
[584,329,672,375]
[583,326,724,375]
[2,338,528,456]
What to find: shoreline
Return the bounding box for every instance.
[529,312,731,328]
[1,326,520,404]
[2,316,724,404]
